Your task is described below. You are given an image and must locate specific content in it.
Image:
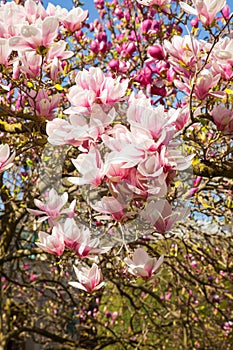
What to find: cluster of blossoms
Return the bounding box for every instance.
[0,0,88,119]
[163,2,233,134]
[28,64,191,291]
[47,66,191,226]
[3,0,232,293]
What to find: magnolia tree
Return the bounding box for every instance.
[0,0,233,348]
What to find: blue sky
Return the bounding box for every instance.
[42,0,98,22]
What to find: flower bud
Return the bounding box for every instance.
[148,45,165,60]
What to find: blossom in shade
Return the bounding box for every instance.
[29,89,60,120]
[140,199,189,233]
[0,144,16,173]
[91,196,126,221]
[69,263,105,293]
[124,248,164,279]
[36,227,65,256]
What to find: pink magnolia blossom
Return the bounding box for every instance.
[29,89,60,120]
[27,189,76,225]
[48,105,116,146]
[9,16,59,51]
[36,227,65,256]
[0,144,16,173]
[211,105,233,133]
[55,218,110,258]
[73,226,110,259]
[175,106,190,131]
[180,0,226,26]
[141,199,189,233]
[174,70,222,100]
[65,67,128,115]
[17,51,42,78]
[59,7,88,32]
[124,248,164,280]
[46,40,74,61]
[55,218,81,250]
[147,44,165,60]
[212,37,233,65]
[0,2,26,36]
[137,152,164,178]
[127,95,178,141]
[137,0,171,13]
[68,145,104,187]
[69,263,105,293]
[164,35,208,77]
[211,37,233,79]
[99,76,128,105]
[24,0,47,23]
[91,196,126,221]
[46,117,89,147]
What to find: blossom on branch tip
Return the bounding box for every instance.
[59,7,88,32]
[124,248,164,280]
[137,0,171,13]
[69,263,105,293]
[0,144,16,173]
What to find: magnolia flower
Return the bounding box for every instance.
[141,199,189,233]
[124,248,164,279]
[29,89,60,120]
[127,98,178,141]
[69,263,105,293]
[46,117,89,147]
[27,189,76,225]
[17,51,42,78]
[59,7,88,32]
[74,227,110,259]
[56,218,110,258]
[65,67,128,114]
[137,0,171,13]
[174,70,222,100]
[55,218,81,250]
[180,0,226,26]
[0,144,16,173]
[36,227,65,256]
[9,16,59,51]
[91,196,126,221]
[164,35,208,76]
[211,105,233,133]
[68,145,104,187]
